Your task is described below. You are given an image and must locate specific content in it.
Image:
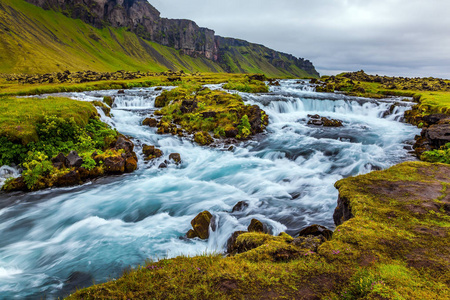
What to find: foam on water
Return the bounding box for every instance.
[0,80,420,298]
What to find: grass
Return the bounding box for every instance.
[65,162,450,299]
[0,96,97,144]
[0,0,318,78]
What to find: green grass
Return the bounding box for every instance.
[65,161,450,299]
[0,96,97,144]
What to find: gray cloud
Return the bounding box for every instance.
[150,0,450,78]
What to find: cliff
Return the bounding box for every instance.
[13,0,318,77]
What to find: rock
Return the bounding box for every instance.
[77,167,90,179]
[155,87,163,91]
[194,131,213,145]
[56,170,81,187]
[168,153,182,164]
[423,123,450,148]
[248,219,269,233]
[114,136,134,153]
[180,100,198,114]
[333,194,354,226]
[118,90,125,94]
[247,105,268,134]
[422,114,450,126]
[65,151,83,168]
[142,145,163,159]
[51,152,66,169]
[158,162,167,169]
[103,156,125,173]
[232,201,249,213]
[142,118,158,127]
[226,231,247,254]
[307,115,343,127]
[188,210,213,240]
[103,96,114,107]
[2,177,27,191]
[186,229,197,239]
[292,235,326,252]
[225,128,238,138]
[201,111,217,119]
[297,224,333,240]
[155,93,169,107]
[248,74,267,81]
[125,157,138,173]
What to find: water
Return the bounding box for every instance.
[0,80,420,299]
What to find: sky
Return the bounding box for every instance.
[149,0,450,78]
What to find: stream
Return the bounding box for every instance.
[0,80,420,299]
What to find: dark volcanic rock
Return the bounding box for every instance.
[103,156,125,173]
[226,231,247,254]
[66,151,83,168]
[297,224,333,240]
[423,123,450,148]
[187,211,213,240]
[168,153,181,164]
[56,170,81,187]
[247,219,269,234]
[333,194,354,226]
[232,201,249,213]
[115,136,134,153]
[143,118,158,127]
[51,152,67,169]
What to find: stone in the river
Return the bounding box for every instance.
[188,210,213,240]
[248,218,269,234]
[232,201,249,213]
[125,157,138,172]
[307,115,343,127]
[103,156,125,173]
[194,131,213,145]
[142,118,158,127]
[142,145,163,160]
[51,152,67,169]
[297,224,333,240]
[66,151,83,168]
[225,127,238,138]
[168,153,182,164]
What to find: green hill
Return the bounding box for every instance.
[0,0,319,77]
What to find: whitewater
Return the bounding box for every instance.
[0,80,420,298]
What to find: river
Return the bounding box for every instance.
[0,80,420,299]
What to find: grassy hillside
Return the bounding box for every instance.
[0,0,224,74]
[0,0,318,77]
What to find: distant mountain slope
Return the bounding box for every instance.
[0,0,319,77]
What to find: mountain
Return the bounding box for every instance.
[0,0,319,77]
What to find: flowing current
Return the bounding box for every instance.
[0,80,420,299]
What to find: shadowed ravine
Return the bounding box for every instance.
[0,80,420,298]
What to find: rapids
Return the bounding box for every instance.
[0,80,420,298]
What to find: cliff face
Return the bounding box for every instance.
[25,0,218,60]
[23,0,318,77]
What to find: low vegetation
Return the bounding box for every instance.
[66,161,450,299]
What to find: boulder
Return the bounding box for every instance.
[155,93,169,107]
[114,136,134,153]
[226,231,247,254]
[248,74,267,81]
[168,153,182,164]
[248,219,269,234]
[422,114,450,126]
[2,177,27,192]
[225,128,238,138]
[142,145,163,159]
[333,194,354,226]
[125,157,138,173]
[51,152,67,169]
[142,118,158,127]
[66,151,83,168]
[232,201,249,213]
[194,131,213,145]
[56,170,81,187]
[188,210,213,240]
[297,224,333,240]
[180,100,198,114]
[103,156,125,173]
[423,123,450,148]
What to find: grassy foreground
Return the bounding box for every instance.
[66,161,450,299]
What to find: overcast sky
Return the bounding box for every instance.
[150,0,450,78]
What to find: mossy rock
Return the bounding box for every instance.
[103,96,114,107]
[194,131,213,145]
[247,218,269,233]
[189,210,213,240]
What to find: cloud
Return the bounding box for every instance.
[149,0,450,78]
